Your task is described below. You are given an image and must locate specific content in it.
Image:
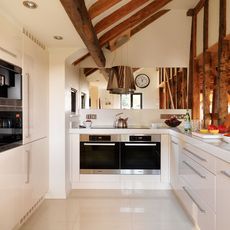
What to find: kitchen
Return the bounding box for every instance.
[0,0,230,230]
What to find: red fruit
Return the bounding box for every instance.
[208,125,218,130]
[218,124,228,133]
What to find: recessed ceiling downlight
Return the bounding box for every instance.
[23,1,38,9]
[53,36,63,40]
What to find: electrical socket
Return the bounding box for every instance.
[86,114,97,119]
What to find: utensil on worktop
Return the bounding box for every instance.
[164,117,181,127]
[83,120,92,128]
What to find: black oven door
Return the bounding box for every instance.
[80,142,120,174]
[121,142,160,175]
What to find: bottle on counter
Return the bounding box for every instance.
[184,110,191,132]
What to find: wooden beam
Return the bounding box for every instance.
[60,0,106,67]
[194,0,205,15]
[131,10,170,36]
[88,0,121,19]
[99,0,172,47]
[217,0,227,124]
[73,53,90,66]
[84,68,98,77]
[94,0,150,34]
[202,0,209,127]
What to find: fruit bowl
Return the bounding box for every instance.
[165,117,181,127]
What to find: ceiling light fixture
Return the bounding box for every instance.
[53,36,63,40]
[23,1,38,9]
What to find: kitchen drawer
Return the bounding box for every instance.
[182,142,216,174]
[178,179,216,230]
[180,153,216,211]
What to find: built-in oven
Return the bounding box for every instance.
[80,134,161,175]
[80,135,120,174]
[120,134,161,175]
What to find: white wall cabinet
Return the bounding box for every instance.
[216,159,230,230]
[22,35,49,144]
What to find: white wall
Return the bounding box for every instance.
[80,10,191,68]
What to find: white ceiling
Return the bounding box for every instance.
[0,0,199,49]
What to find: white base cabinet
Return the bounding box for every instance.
[216,159,230,230]
[0,138,48,230]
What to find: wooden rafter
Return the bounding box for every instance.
[60,0,106,67]
[84,68,98,77]
[131,10,170,36]
[99,0,172,47]
[88,0,121,19]
[187,0,205,17]
[94,0,150,34]
[73,53,90,66]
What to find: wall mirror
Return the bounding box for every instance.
[79,67,188,110]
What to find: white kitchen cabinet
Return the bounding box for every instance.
[170,136,180,191]
[22,35,49,143]
[23,138,49,217]
[0,146,24,230]
[0,14,22,66]
[216,159,230,230]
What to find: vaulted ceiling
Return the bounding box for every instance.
[0,0,200,66]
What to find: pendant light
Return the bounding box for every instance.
[107,66,136,94]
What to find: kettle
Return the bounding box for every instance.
[115,117,128,128]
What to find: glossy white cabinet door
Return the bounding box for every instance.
[0,146,24,230]
[170,137,180,190]
[216,159,230,230]
[22,35,49,143]
[23,138,49,215]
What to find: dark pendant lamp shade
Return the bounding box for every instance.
[107,66,136,94]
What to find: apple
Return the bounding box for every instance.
[208,125,218,130]
[218,124,228,133]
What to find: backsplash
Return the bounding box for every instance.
[77,109,190,127]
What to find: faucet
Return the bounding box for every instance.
[114,113,123,128]
[114,113,128,128]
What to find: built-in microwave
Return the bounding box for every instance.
[0,59,22,106]
[0,59,22,152]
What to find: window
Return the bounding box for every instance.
[120,93,142,109]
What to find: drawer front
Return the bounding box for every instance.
[178,179,216,230]
[183,143,216,174]
[180,153,216,211]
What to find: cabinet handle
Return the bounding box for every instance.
[183,186,206,213]
[183,148,207,162]
[25,150,30,184]
[182,160,206,179]
[124,143,156,146]
[83,143,115,146]
[221,170,230,178]
[25,73,30,138]
[171,141,178,145]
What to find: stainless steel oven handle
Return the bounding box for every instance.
[124,143,156,146]
[83,143,116,146]
[183,186,206,213]
[182,160,206,179]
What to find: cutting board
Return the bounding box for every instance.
[192,132,222,139]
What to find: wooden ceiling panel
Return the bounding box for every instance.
[99,0,172,47]
[94,0,150,34]
[88,0,122,19]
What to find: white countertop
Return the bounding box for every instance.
[69,127,230,163]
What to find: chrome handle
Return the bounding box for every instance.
[25,150,30,184]
[221,170,230,178]
[25,73,30,138]
[183,148,207,162]
[124,143,156,146]
[183,161,206,179]
[83,143,115,146]
[183,186,206,213]
[171,141,178,145]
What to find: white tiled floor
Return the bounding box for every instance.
[20,190,196,230]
